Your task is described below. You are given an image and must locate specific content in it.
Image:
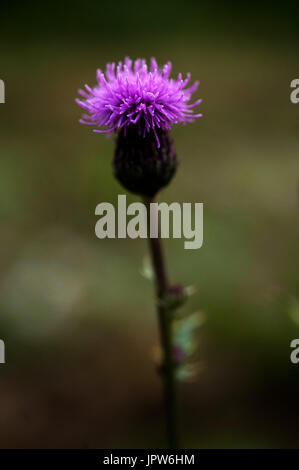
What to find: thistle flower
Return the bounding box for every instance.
[76,57,202,145]
[76,57,202,196]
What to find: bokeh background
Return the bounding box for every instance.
[1,1,299,448]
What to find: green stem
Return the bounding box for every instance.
[144,196,179,449]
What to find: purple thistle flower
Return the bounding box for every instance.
[76,57,202,148]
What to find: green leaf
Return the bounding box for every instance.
[140,254,154,281]
[175,362,200,382]
[184,284,199,298]
[173,311,205,357]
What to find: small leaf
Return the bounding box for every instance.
[173,311,205,357]
[175,362,201,382]
[140,254,154,281]
[184,284,199,297]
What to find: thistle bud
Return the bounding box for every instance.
[113,126,177,197]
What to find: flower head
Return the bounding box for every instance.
[76,57,202,148]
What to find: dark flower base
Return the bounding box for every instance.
[113,126,177,197]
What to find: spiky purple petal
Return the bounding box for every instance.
[76,57,202,147]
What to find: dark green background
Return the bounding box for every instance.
[0,1,299,448]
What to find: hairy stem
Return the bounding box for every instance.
[143,196,179,449]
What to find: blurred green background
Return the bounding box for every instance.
[1,1,299,448]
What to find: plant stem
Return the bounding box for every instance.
[143,196,179,449]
